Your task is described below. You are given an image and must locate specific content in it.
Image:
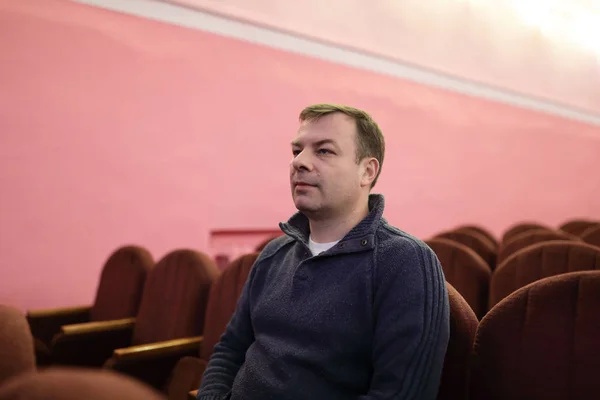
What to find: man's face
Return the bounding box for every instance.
[290,113,366,219]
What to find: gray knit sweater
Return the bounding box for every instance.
[198,194,449,400]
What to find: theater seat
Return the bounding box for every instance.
[454,225,498,250]
[470,271,600,400]
[581,224,600,248]
[167,252,259,400]
[559,219,599,237]
[497,229,579,264]
[437,283,478,400]
[490,241,600,307]
[433,230,496,270]
[26,245,154,366]
[0,368,165,400]
[50,249,219,390]
[0,305,35,386]
[426,238,490,319]
[501,222,549,244]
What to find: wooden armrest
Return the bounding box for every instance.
[112,336,203,363]
[27,305,92,319]
[27,305,93,345]
[51,318,136,367]
[104,336,203,388]
[188,389,198,400]
[60,318,136,336]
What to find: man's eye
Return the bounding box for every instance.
[318,149,333,155]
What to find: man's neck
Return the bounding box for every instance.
[309,201,370,243]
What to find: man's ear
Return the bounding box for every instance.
[360,158,379,188]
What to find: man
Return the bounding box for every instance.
[197,104,450,400]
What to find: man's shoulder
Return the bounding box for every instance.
[376,220,434,257]
[374,220,446,296]
[254,234,295,264]
[246,235,297,287]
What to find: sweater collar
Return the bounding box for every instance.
[279,194,385,245]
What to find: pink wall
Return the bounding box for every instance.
[170,0,600,114]
[1,0,599,310]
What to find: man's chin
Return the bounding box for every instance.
[293,199,318,214]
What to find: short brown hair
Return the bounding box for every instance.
[299,104,385,188]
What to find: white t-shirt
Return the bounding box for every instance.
[308,236,340,256]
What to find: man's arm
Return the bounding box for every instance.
[196,264,258,400]
[359,235,450,400]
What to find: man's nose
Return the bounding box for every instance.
[292,150,312,172]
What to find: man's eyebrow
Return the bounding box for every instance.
[291,139,340,150]
[314,139,337,147]
[292,138,336,146]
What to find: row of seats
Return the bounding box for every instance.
[1,246,257,399]
[426,219,600,318]
[4,266,600,399]
[432,220,600,271]
[1,218,599,399]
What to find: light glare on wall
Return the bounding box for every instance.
[571,13,600,54]
[460,0,600,55]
